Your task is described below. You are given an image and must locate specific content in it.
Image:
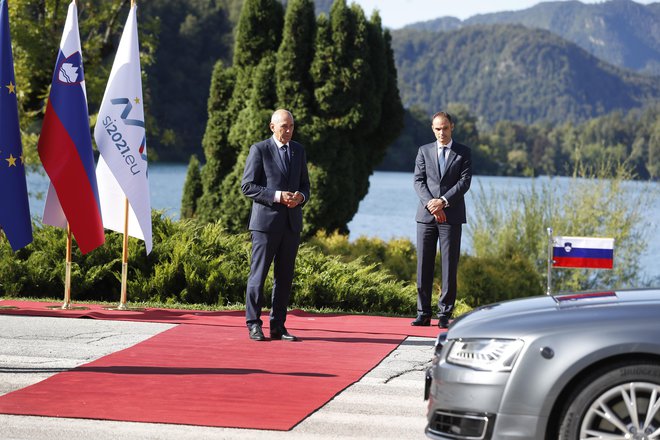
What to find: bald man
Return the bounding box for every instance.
[241,109,311,341]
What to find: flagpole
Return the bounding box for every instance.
[47,223,87,310]
[63,223,72,307]
[119,197,130,310]
[106,197,143,311]
[546,227,553,296]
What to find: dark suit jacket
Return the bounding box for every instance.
[241,137,311,233]
[414,140,472,224]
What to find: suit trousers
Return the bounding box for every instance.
[245,228,301,329]
[416,222,462,317]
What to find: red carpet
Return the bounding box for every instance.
[0,299,439,337]
[0,300,440,430]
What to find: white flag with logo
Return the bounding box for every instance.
[95,4,152,254]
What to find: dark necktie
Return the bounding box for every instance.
[439,146,446,177]
[282,144,290,173]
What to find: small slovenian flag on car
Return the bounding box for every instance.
[552,236,614,269]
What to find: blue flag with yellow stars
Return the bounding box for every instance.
[0,0,33,251]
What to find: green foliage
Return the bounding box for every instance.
[8,0,160,167]
[9,0,233,163]
[382,102,660,182]
[469,163,656,292]
[390,24,660,128]
[458,255,544,306]
[307,231,417,282]
[0,214,417,316]
[219,55,279,231]
[180,155,202,219]
[276,0,316,141]
[233,0,284,68]
[196,62,237,222]
[140,0,234,160]
[293,245,417,314]
[449,0,660,75]
[196,0,404,236]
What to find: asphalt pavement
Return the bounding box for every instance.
[0,314,435,439]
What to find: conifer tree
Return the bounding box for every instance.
[195,61,236,222]
[233,0,284,69]
[219,54,279,233]
[194,0,404,235]
[180,155,203,219]
[194,0,284,224]
[276,0,316,144]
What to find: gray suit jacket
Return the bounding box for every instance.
[241,138,311,233]
[414,140,472,224]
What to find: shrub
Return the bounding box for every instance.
[1,213,417,316]
[458,254,544,307]
[469,163,656,292]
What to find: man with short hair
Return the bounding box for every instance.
[241,109,311,341]
[412,111,472,328]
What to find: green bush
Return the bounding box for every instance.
[458,254,544,307]
[307,231,417,281]
[0,213,417,316]
[469,163,656,292]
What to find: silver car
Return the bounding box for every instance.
[424,289,660,440]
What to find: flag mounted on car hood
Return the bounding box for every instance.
[552,236,614,269]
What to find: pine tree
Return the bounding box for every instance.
[233,0,284,69]
[195,61,236,222]
[195,0,284,224]
[276,0,316,144]
[180,155,203,219]
[219,55,279,233]
[194,0,404,235]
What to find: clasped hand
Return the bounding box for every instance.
[426,198,447,223]
[281,191,303,208]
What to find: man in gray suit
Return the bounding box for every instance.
[412,111,472,328]
[241,109,311,341]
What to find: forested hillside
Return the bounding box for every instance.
[408,0,660,75]
[391,24,659,127]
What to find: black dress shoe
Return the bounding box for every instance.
[438,315,450,329]
[249,325,266,341]
[270,327,298,341]
[411,316,431,326]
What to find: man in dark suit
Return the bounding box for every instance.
[412,111,472,328]
[241,109,311,341]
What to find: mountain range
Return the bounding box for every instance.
[389,0,660,126]
[403,0,660,76]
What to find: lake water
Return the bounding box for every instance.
[27,164,660,281]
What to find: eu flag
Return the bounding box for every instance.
[0,0,33,251]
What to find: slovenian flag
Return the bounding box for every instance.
[0,0,33,251]
[95,3,152,254]
[552,236,614,269]
[38,1,104,254]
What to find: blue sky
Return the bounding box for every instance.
[351,0,657,29]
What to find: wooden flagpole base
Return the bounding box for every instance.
[103,304,146,312]
[47,230,89,310]
[104,200,144,312]
[45,303,89,310]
